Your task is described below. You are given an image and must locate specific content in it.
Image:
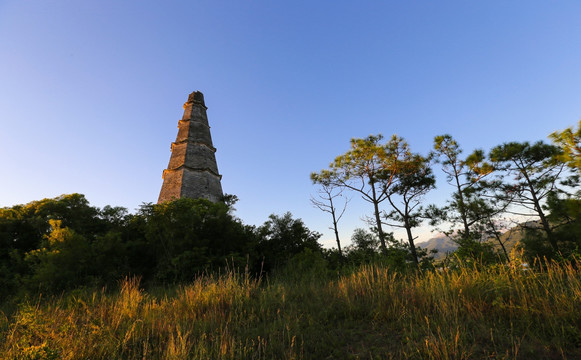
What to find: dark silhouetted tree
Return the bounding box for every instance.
[139,198,256,283]
[429,135,494,255]
[256,212,321,272]
[489,141,566,253]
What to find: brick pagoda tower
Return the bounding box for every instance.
[158,91,224,203]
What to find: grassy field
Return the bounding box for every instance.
[2,260,581,359]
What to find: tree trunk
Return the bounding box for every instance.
[522,169,559,252]
[405,217,419,269]
[488,218,510,263]
[330,200,343,257]
[371,181,388,253]
[454,172,471,239]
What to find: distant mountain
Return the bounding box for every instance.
[417,234,457,260]
[489,220,541,255]
[417,221,541,261]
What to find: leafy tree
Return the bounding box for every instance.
[489,141,567,253]
[349,228,381,253]
[310,179,349,257]
[23,220,94,292]
[312,135,410,253]
[222,194,240,214]
[430,135,493,242]
[0,194,103,256]
[139,198,256,283]
[117,206,154,281]
[344,228,382,265]
[256,212,321,272]
[344,228,420,270]
[473,205,512,262]
[0,194,260,296]
[0,194,111,297]
[449,176,516,263]
[449,238,499,267]
[383,154,435,268]
[99,205,129,228]
[550,120,581,172]
[527,191,581,260]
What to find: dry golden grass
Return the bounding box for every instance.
[2,259,581,359]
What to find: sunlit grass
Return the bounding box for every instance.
[2,260,581,359]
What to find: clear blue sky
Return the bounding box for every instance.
[1,1,580,247]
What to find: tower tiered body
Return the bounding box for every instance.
[158,91,223,203]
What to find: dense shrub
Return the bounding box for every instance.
[0,195,259,299]
[0,195,330,301]
[138,198,257,283]
[255,212,322,272]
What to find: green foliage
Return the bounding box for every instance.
[312,134,411,252]
[343,228,428,272]
[430,135,493,240]
[489,141,562,169]
[383,154,436,267]
[429,135,504,263]
[521,228,557,261]
[274,248,330,283]
[490,141,567,253]
[256,212,322,272]
[138,198,256,283]
[0,194,111,298]
[522,192,581,262]
[448,237,500,266]
[0,195,260,301]
[550,120,581,172]
[343,228,383,265]
[547,195,581,245]
[0,193,329,303]
[0,194,137,298]
[23,220,94,292]
[349,228,381,253]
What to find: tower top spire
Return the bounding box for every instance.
[185,91,206,109]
